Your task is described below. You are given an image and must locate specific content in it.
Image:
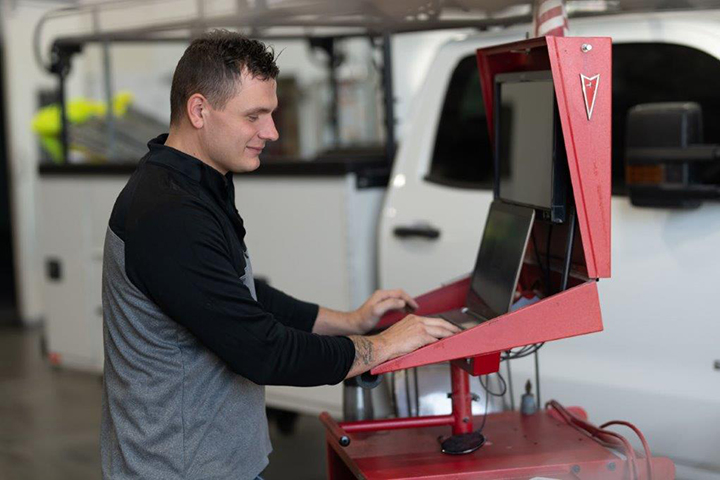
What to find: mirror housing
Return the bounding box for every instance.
[625,102,720,208]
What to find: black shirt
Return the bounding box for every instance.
[108,134,355,386]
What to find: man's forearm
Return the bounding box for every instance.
[312,306,362,336]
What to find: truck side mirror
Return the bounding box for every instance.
[625,102,720,208]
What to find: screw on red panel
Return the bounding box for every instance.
[48,352,62,365]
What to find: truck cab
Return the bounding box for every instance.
[379,10,720,470]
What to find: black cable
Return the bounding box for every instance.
[534,349,541,407]
[546,224,554,295]
[506,358,515,411]
[404,370,412,417]
[412,367,420,416]
[476,370,507,434]
[478,371,507,397]
[560,208,577,293]
[531,230,548,294]
[502,343,545,360]
[477,386,490,433]
[501,344,533,360]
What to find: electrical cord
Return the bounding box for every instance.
[531,230,548,291]
[545,224,554,295]
[478,371,507,397]
[476,370,507,434]
[534,348,541,407]
[601,420,654,480]
[547,400,647,480]
[476,381,491,434]
[505,357,515,411]
[502,342,544,360]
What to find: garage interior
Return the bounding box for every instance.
[2,1,720,479]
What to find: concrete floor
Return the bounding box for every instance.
[0,326,327,480]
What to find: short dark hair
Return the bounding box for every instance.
[170,29,279,125]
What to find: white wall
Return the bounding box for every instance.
[1,2,89,324]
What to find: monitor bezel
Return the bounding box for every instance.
[493,70,568,223]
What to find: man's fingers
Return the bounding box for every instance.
[395,289,419,310]
[374,289,419,311]
[423,325,457,339]
[421,334,440,346]
[419,316,462,333]
[374,298,406,315]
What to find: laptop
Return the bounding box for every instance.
[436,201,535,330]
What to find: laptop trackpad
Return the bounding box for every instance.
[436,309,485,331]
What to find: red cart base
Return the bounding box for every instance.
[324,409,675,480]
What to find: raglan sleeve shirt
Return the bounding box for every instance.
[253,279,319,334]
[124,197,356,387]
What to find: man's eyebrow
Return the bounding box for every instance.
[243,107,275,115]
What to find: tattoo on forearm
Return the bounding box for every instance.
[350,336,374,367]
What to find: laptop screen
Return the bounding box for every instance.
[466,201,535,319]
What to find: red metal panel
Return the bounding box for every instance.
[451,352,502,376]
[475,36,612,279]
[372,280,603,375]
[325,410,675,480]
[547,36,612,278]
[477,37,551,146]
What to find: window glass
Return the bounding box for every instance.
[427,44,720,195]
[426,55,493,189]
[612,43,720,194]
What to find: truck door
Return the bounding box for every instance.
[379,53,496,294]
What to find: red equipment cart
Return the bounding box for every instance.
[320,36,675,480]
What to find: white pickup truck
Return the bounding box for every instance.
[379,9,720,473]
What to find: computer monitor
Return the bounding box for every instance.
[466,201,535,319]
[494,70,568,223]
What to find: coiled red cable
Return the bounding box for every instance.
[601,420,654,480]
[546,400,652,480]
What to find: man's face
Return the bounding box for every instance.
[200,71,279,174]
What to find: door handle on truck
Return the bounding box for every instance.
[393,224,441,240]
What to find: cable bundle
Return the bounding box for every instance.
[546,400,654,480]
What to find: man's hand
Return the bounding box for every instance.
[313,289,418,336]
[377,314,461,360]
[345,315,460,378]
[351,289,419,334]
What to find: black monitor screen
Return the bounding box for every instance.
[496,72,556,211]
[467,201,535,319]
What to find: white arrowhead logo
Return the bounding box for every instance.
[580,74,599,120]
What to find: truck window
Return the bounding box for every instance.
[612,43,720,194]
[427,44,720,195]
[425,55,493,190]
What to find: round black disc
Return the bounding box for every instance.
[440,431,486,455]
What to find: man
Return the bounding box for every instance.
[101,30,459,479]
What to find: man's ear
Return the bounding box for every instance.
[186,93,208,129]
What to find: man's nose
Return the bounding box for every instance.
[259,116,279,142]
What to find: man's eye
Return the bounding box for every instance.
[247,115,259,122]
